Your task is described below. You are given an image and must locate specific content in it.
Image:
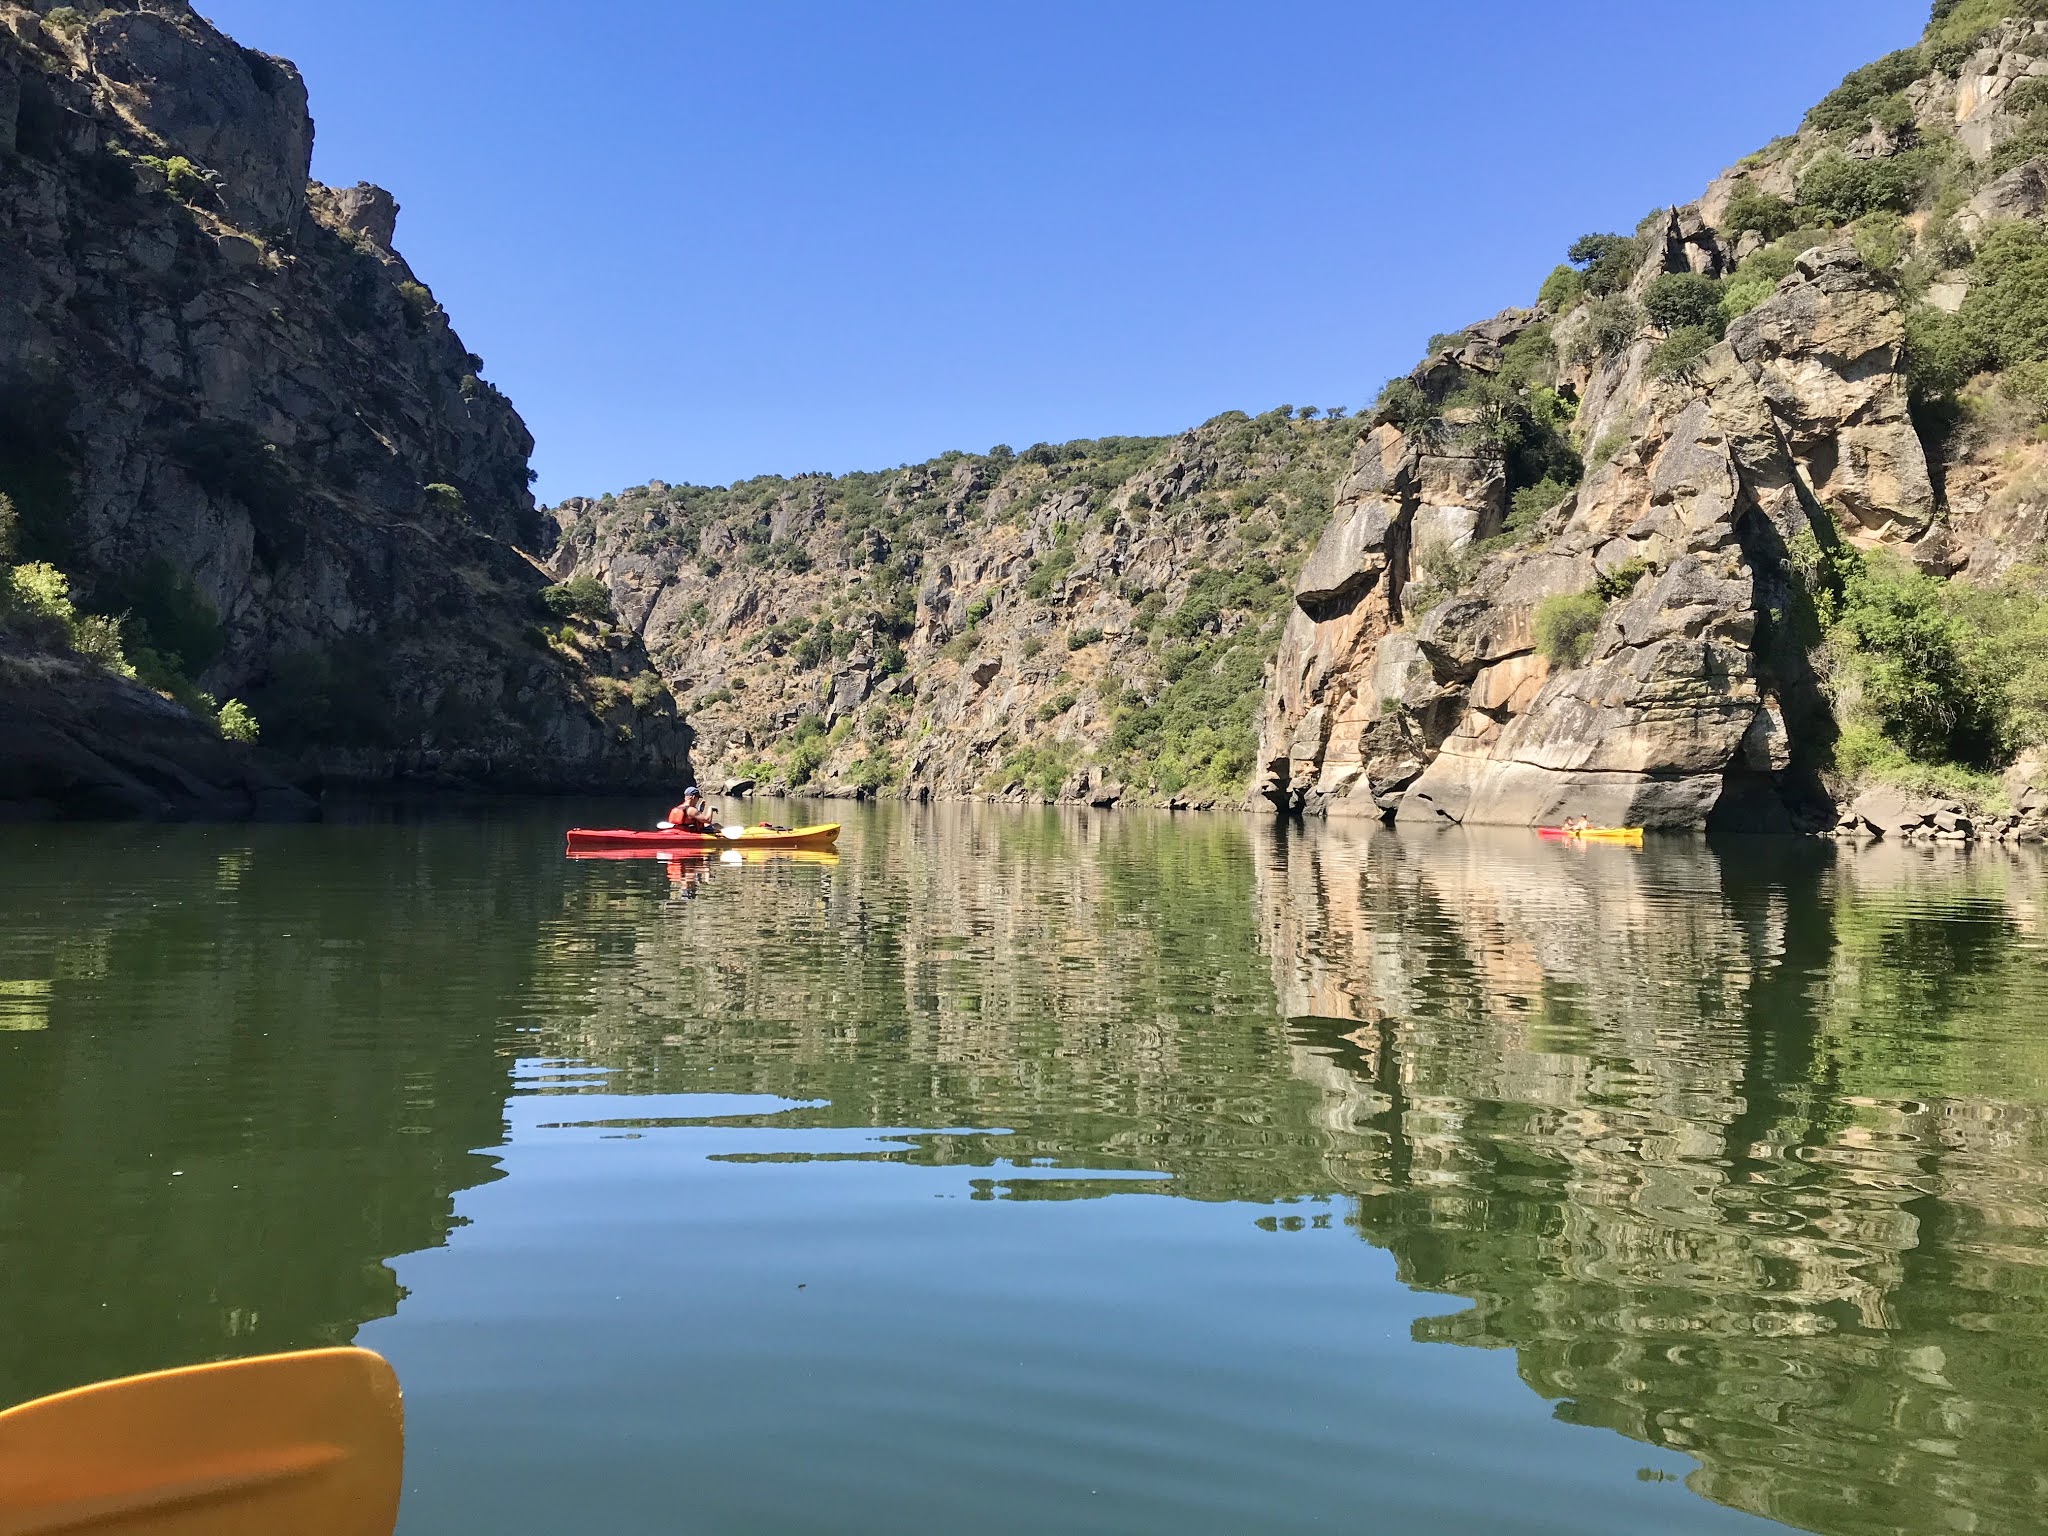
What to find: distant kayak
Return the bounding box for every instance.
[565,823,841,852]
[1537,826,1644,845]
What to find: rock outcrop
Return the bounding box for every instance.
[1259,8,2048,833]
[0,0,690,810]
[1260,240,1927,831]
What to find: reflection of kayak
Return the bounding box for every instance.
[1537,826,1644,845]
[565,823,840,852]
[714,847,839,866]
[565,846,840,866]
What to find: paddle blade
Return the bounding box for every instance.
[0,1347,402,1536]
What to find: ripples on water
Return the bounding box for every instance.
[1,802,2045,1535]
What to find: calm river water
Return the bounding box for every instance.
[3,801,2045,1535]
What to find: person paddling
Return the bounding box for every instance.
[664,787,719,833]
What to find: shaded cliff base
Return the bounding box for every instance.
[0,637,311,819]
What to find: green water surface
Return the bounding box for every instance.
[2,801,2045,1534]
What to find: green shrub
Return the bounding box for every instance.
[0,492,16,563]
[1827,550,2006,764]
[1534,590,1607,667]
[422,482,467,520]
[1719,274,1778,325]
[170,422,291,525]
[1066,625,1104,650]
[1019,636,1044,659]
[137,154,208,203]
[43,6,86,34]
[2,561,137,680]
[396,280,436,330]
[990,742,1077,800]
[1952,562,2048,752]
[1805,48,1925,132]
[1536,264,1585,312]
[1643,272,1724,333]
[4,561,75,628]
[1797,151,1918,223]
[1102,616,1271,797]
[1719,184,1798,240]
[1853,210,1907,274]
[785,735,828,785]
[538,574,612,621]
[68,613,129,671]
[1022,544,1075,599]
[1733,238,1809,291]
[1911,212,1974,278]
[850,748,897,793]
[1508,476,1573,534]
[628,671,666,711]
[1035,690,1078,722]
[1961,220,2048,369]
[1871,92,1917,136]
[1567,233,1645,297]
[216,698,260,744]
[1595,558,1652,601]
[1903,303,1990,402]
[1649,324,1721,382]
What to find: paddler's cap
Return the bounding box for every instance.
[685,786,700,795]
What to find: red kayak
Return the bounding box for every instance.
[564,823,840,852]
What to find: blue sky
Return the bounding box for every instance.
[198,1,1929,504]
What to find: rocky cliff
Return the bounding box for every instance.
[0,0,690,816]
[558,4,2048,831]
[1260,4,2048,831]
[549,412,1353,806]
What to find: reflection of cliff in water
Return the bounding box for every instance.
[0,824,524,1405]
[535,802,1357,1204]
[1259,826,2048,1536]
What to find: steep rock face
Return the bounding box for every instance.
[0,0,689,803]
[1262,242,1921,830]
[1259,4,2048,833]
[550,412,1353,805]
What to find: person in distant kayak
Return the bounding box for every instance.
[665,787,719,833]
[1563,815,1589,835]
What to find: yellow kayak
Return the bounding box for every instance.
[1538,825,1644,845]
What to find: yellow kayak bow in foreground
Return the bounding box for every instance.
[0,1348,402,1536]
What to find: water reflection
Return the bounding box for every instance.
[1261,826,2048,1536]
[1,806,2044,1534]
[0,822,520,1402]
